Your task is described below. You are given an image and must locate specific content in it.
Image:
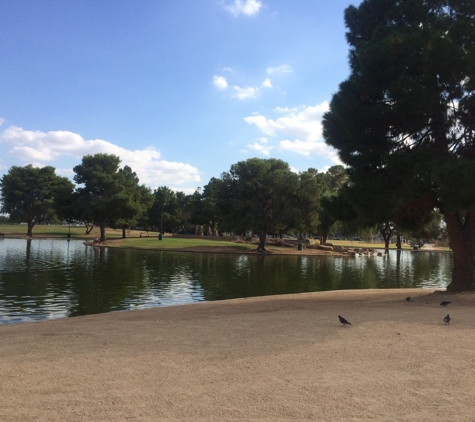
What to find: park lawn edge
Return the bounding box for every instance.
[0,224,451,252]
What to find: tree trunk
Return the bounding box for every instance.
[257,231,267,251]
[84,222,94,234]
[396,234,402,250]
[27,220,34,237]
[380,222,393,250]
[26,239,32,261]
[100,221,107,242]
[444,211,475,292]
[320,232,328,245]
[122,228,126,238]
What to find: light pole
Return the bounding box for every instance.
[160,203,163,234]
[159,201,166,240]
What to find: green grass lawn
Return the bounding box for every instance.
[0,224,148,239]
[1,224,449,252]
[113,236,257,250]
[108,236,430,252]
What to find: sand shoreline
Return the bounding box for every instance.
[1,288,475,421]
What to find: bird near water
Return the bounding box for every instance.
[338,315,351,326]
[444,314,451,324]
[440,301,451,306]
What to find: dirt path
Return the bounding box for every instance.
[1,288,474,421]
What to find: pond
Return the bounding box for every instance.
[0,238,453,325]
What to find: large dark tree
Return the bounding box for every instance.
[323,0,475,291]
[110,166,153,238]
[0,165,74,236]
[212,158,321,251]
[148,186,183,233]
[188,179,223,236]
[73,154,149,242]
[311,165,348,243]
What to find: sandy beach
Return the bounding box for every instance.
[1,288,475,421]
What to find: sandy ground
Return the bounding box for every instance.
[1,288,475,421]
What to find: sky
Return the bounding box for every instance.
[0,0,361,194]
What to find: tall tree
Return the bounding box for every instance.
[323,0,475,291]
[312,165,348,243]
[212,158,320,251]
[148,186,183,233]
[0,165,74,236]
[283,169,322,239]
[189,179,223,236]
[73,154,147,242]
[110,166,153,238]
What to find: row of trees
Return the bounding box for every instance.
[0,154,154,241]
[0,154,351,246]
[0,153,443,250]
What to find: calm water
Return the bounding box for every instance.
[0,239,453,325]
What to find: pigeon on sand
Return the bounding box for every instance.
[406,296,412,302]
[338,315,351,326]
[444,314,451,324]
[440,301,451,306]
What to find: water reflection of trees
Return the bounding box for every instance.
[0,240,453,323]
[168,252,453,301]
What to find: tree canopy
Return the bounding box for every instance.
[323,0,475,291]
[210,158,322,250]
[110,166,154,238]
[0,165,74,236]
[147,186,185,234]
[73,154,151,241]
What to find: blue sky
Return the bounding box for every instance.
[0,0,360,194]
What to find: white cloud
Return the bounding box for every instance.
[213,75,228,90]
[279,139,340,161]
[232,86,259,100]
[244,114,274,134]
[243,101,341,162]
[226,0,262,16]
[0,126,200,187]
[258,137,268,143]
[0,118,4,126]
[266,64,293,75]
[247,142,273,156]
[244,102,330,140]
[261,78,272,88]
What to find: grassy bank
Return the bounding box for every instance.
[0,224,151,239]
[0,224,449,252]
[110,236,257,251]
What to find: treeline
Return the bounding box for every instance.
[0,154,350,246]
[0,153,444,249]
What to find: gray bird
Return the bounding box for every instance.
[440,301,451,306]
[406,296,412,302]
[444,314,450,324]
[338,315,351,326]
